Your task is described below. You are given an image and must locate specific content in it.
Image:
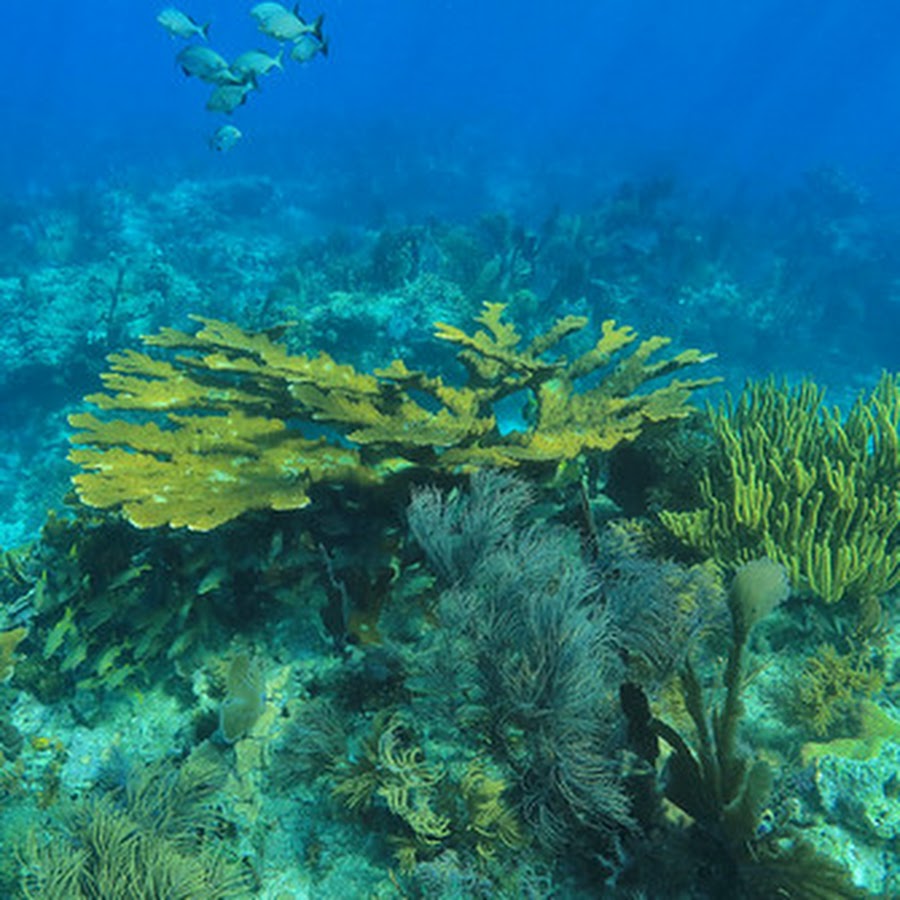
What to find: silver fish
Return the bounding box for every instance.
[232,48,284,81]
[206,82,254,114]
[249,2,291,22]
[157,7,210,40]
[258,9,324,43]
[290,33,328,63]
[209,124,242,152]
[176,45,242,85]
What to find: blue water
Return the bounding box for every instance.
[4,1,900,197]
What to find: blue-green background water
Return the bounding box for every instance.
[3,4,900,897]
[6,1,900,197]
[4,2,900,376]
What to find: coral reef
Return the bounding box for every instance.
[619,560,868,899]
[18,750,250,898]
[5,167,900,896]
[407,471,633,849]
[331,711,524,871]
[0,505,331,695]
[660,374,900,621]
[68,303,718,531]
[796,643,884,738]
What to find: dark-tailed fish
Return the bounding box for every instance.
[290,33,328,63]
[176,46,241,84]
[257,8,324,43]
[232,48,284,81]
[209,124,242,152]
[206,82,254,114]
[157,7,210,40]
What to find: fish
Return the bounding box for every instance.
[231,48,284,81]
[157,6,210,40]
[176,45,242,84]
[257,8,324,43]
[206,82,254,114]
[290,33,328,63]
[209,124,242,152]
[249,2,291,22]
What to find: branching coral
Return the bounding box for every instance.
[330,712,522,871]
[459,761,524,862]
[659,374,900,619]
[408,471,633,850]
[68,304,718,531]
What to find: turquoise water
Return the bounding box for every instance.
[1,3,900,897]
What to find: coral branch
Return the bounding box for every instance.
[69,303,718,530]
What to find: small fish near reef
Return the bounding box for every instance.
[206,82,255,114]
[157,6,210,40]
[164,4,331,148]
[291,32,328,63]
[209,124,242,152]
[231,48,284,83]
[254,4,325,43]
[176,45,242,85]
[250,3,289,22]
[249,2,297,26]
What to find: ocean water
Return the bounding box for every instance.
[1,2,900,898]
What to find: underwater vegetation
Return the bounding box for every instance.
[5,394,899,895]
[17,749,250,898]
[0,510,273,696]
[265,468,884,895]
[8,316,898,895]
[262,470,634,886]
[67,303,717,531]
[795,642,884,738]
[4,169,900,895]
[660,374,900,626]
[329,710,525,873]
[407,471,633,850]
[617,559,868,900]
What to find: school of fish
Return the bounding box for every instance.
[157,3,328,150]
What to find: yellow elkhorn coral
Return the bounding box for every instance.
[69,304,718,531]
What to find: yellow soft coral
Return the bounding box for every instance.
[0,626,27,682]
[460,761,524,860]
[69,304,718,531]
[660,374,900,618]
[796,643,884,737]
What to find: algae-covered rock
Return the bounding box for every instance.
[814,740,900,840]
